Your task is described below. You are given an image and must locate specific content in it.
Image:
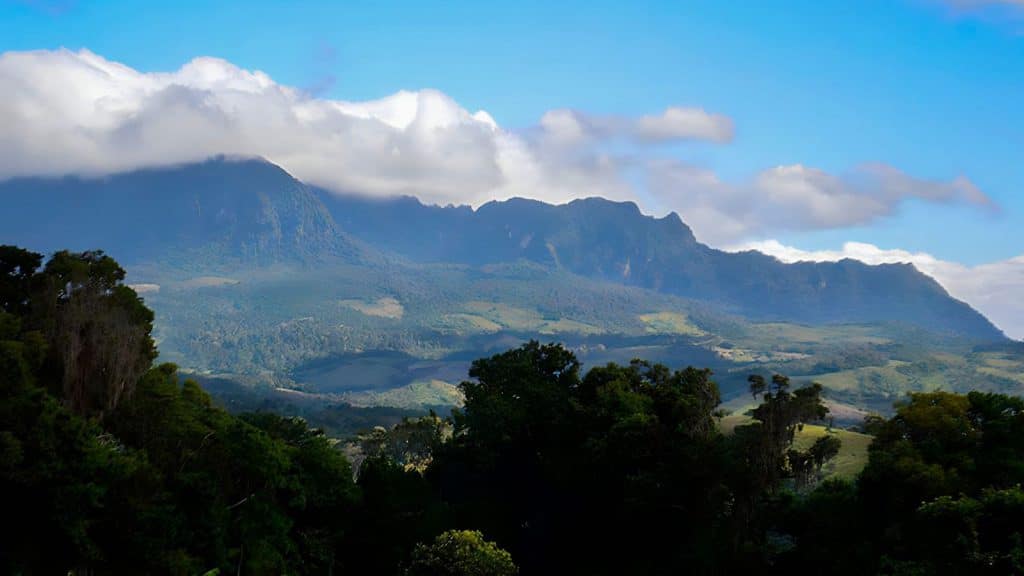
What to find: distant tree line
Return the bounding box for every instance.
[1,246,1023,575]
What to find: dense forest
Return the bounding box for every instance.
[2,246,1023,575]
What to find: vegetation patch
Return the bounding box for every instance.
[464,301,544,331]
[719,412,871,480]
[792,424,872,479]
[340,296,404,319]
[435,313,503,334]
[344,379,464,409]
[638,311,704,336]
[538,318,604,335]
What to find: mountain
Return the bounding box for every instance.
[0,156,363,266]
[2,157,1016,413]
[1,156,996,343]
[317,191,1004,340]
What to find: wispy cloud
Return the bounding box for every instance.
[645,160,994,245]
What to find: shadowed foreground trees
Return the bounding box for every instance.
[0,246,155,418]
[775,391,1024,575]
[3,245,1024,574]
[430,344,832,573]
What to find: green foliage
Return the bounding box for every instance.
[777,390,1024,575]
[357,413,449,473]
[405,530,517,576]
[0,246,157,417]
[734,375,830,496]
[434,342,831,574]
[4,245,1024,575]
[0,336,147,573]
[0,248,363,574]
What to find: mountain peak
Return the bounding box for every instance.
[0,158,362,266]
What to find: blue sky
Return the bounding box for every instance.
[1,0,1023,335]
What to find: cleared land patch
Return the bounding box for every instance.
[340,296,405,319]
[344,379,464,409]
[638,312,704,336]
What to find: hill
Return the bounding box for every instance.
[0,156,365,266]
[0,157,1015,412]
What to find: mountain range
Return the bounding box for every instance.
[1,156,1017,415]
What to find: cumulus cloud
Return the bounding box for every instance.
[646,160,994,245]
[0,49,725,208]
[729,240,1024,340]
[0,48,995,247]
[0,49,511,206]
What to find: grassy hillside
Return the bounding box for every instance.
[720,411,873,480]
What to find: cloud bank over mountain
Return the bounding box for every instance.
[0,48,995,245]
[1,48,1016,336]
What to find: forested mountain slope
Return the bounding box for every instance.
[0,156,999,338]
[317,190,1003,339]
[0,157,1014,413]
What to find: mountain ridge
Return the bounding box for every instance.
[0,156,1004,341]
[313,185,1004,341]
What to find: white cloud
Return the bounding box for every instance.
[634,106,734,143]
[0,48,997,249]
[0,48,638,207]
[730,240,1024,340]
[2,49,1012,336]
[646,160,994,245]
[0,49,728,209]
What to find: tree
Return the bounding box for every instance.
[0,331,155,574]
[358,414,449,474]
[727,375,832,563]
[0,245,42,316]
[36,250,156,417]
[435,345,735,574]
[788,435,842,492]
[453,340,579,450]
[740,375,830,493]
[405,530,517,576]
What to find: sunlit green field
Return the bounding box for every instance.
[719,413,872,480]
